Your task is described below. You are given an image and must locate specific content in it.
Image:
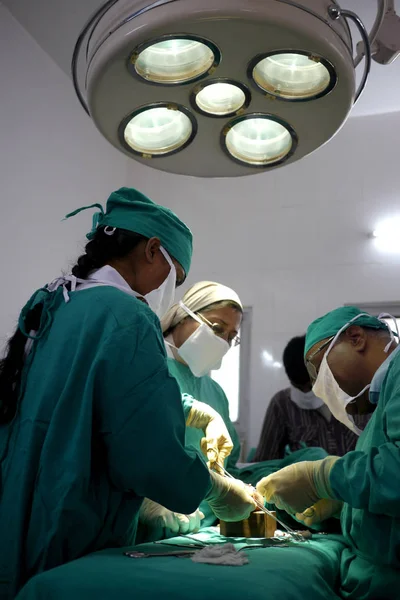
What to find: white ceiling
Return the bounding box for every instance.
[2,0,400,117]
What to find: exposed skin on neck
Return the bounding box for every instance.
[306,325,397,414]
[346,390,374,415]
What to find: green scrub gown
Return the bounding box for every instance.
[329,349,400,599]
[0,286,210,599]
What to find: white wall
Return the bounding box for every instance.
[125,111,400,448]
[0,5,129,342]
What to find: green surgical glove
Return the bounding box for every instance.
[206,471,257,522]
[256,456,340,515]
[295,498,343,527]
[186,401,233,474]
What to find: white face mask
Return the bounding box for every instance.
[312,312,397,435]
[290,386,324,410]
[313,353,365,435]
[169,302,230,377]
[144,247,176,319]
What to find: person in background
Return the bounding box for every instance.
[254,335,370,462]
[0,189,256,599]
[257,307,400,600]
[138,281,245,540]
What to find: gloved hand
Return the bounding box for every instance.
[206,471,257,522]
[139,499,205,535]
[256,457,340,515]
[186,401,233,474]
[295,499,343,527]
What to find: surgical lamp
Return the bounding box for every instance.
[72,0,400,178]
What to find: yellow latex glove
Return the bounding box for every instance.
[206,471,257,522]
[296,499,343,527]
[256,457,339,515]
[139,499,205,535]
[186,401,233,474]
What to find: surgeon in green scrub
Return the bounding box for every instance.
[257,306,400,599]
[138,281,243,539]
[0,188,256,599]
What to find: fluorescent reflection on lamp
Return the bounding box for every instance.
[225,116,293,165]
[196,82,246,115]
[135,38,215,84]
[252,53,333,100]
[123,105,193,155]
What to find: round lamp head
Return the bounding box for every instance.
[77,0,357,177]
[223,115,296,166]
[193,80,250,116]
[251,51,336,100]
[131,36,219,84]
[120,103,196,156]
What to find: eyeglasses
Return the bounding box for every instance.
[305,336,335,382]
[197,313,241,347]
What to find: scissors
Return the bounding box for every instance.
[125,550,196,559]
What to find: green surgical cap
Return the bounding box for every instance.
[305,306,389,356]
[65,187,193,275]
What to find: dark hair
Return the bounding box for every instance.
[0,227,146,424]
[282,335,310,386]
[71,227,147,278]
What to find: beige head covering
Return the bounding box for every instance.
[161,281,242,333]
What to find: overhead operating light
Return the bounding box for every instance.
[193,80,250,117]
[131,37,219,84]
[251,52,335,100]
[222,115,296,166]
[73,0,400,178]
[120,103,196,156]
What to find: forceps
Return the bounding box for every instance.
[215,464,307,543]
